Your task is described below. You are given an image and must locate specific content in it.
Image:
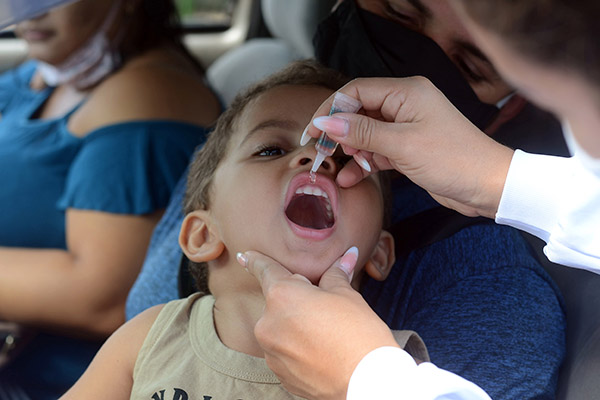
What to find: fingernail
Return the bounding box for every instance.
[313,116,349,138]
[354,153,371,172]
[236,252,248,267]
[339,246,359,280]
[300,125,311,146]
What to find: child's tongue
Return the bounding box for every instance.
[285,194,334,230]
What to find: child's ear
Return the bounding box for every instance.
[364,230,395,281]
[179,210,225,263]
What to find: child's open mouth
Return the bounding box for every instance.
[284,172,338,237]
[285,185,334,229]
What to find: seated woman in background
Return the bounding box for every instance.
[0,0,220,398]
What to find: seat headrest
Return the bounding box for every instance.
[261,0,336,58]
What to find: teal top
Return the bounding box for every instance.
[0,60,207,249]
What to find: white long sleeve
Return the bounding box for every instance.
[347,347,491,400]
[495,150,600,273]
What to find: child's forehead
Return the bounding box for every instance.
[236,84,334,134]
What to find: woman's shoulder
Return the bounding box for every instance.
[69,48,221,136]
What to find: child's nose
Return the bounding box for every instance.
[293,147,339,177]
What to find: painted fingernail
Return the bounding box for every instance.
[236,252,248,267]
[300,125,311,146]
[313,116,349,137]
[354,153,372,172]
[339,246,359,280]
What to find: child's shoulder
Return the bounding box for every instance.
[130,304,166,332]
[105,304,166,362]
[139,295,211,336]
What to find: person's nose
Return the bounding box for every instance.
[291,145,339,177]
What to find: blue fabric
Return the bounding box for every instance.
[56,120,202,214]
[0,61,210,399]
[126,168,191,318]
[126,172,565,399]
[361,178,565,400]
[0,61,75,249]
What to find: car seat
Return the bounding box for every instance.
[206,0,336,106]
[524,234,600,400]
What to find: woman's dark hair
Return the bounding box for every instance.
[119,0,204,72]
[459,0,600,88]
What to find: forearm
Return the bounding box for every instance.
[0,247,127,337]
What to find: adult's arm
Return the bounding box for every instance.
[239,249,491,400]
[0,209,161,336]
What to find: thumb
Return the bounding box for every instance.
[318,246,359,291]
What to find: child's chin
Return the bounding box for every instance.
[273,252,336,282]
[290,265,329,285]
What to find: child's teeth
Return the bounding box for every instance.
[295,185,329,199]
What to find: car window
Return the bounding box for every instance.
[177,0,235,31]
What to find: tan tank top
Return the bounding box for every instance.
[131,294,429,400]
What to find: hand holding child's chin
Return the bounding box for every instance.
[237,249,400,400]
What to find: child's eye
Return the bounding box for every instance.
[254,145,287,157]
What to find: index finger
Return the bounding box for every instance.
[239,251,296,296]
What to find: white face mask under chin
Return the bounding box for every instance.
[37,33,120,88]
[36,0,122,88]
[561,119,600,177]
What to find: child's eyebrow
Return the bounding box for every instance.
[241,119,301,146]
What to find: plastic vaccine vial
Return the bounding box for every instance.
[310,92,362,182]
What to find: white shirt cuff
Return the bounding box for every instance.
[495,150,573,241]
[347,347,491,400]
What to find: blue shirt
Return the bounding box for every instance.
[0,61,210,399]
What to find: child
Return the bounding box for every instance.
[60,61,428,400]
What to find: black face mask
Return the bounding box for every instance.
[313,0,499,130]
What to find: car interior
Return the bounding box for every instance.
[1,0,599,398]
